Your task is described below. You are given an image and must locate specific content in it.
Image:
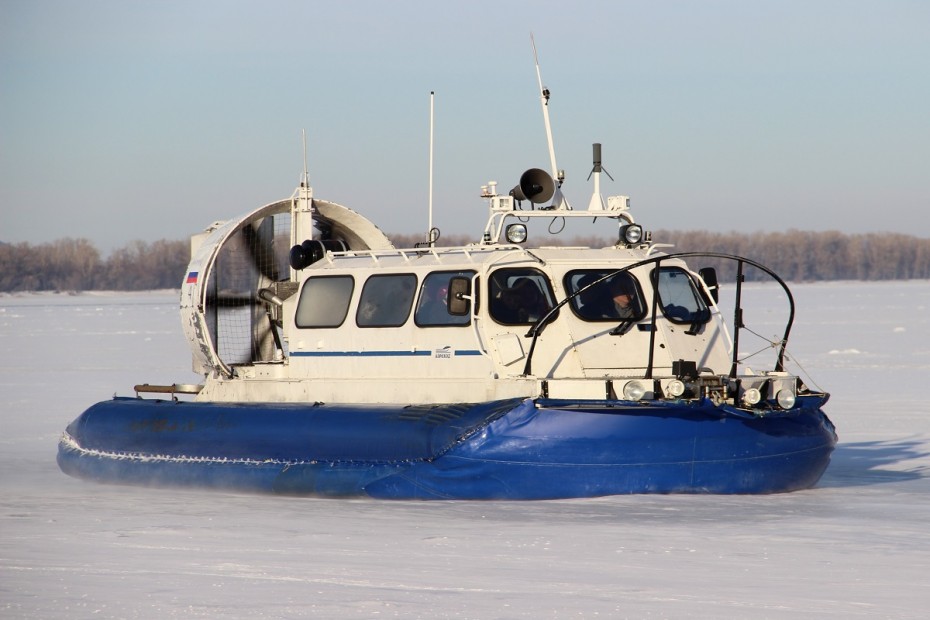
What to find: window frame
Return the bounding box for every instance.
[652,266,711,325]
[414,270,477,328]
[355,273,418,328]
[488,267,558,326]
[294,275,355,329]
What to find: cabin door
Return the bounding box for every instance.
[566,320,670,378]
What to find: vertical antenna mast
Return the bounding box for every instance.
[301,129,309,187]
[427,91,436,246]
[291,129,315,258]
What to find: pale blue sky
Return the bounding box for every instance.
[2,0,928,252]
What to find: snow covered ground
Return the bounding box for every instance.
[2,281,929,619]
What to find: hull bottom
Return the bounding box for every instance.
[58,397,837,499]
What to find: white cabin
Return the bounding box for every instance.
[178,180,752,407]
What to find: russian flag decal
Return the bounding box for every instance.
[186,272,199,284]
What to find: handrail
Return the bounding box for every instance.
[730,261,745,379]
[520,252,795,378]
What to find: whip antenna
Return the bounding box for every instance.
[427,91,438,246]
[531,33,558,182]
[530,34,568,209]
[301,129,309,187]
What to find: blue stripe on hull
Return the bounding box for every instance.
[57,397,836,499]
[289,349,483,357]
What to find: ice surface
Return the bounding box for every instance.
[2,283,929,618]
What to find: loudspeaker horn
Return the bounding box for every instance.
[510,168,555,204]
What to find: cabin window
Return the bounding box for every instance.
[564,270,646,321]
[357,274,417,327]
[295,275,354,328]
[654,267,711,324]
[489,268,557,325]
[414,271,475,327]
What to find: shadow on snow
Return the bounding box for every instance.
[819,437,929,487]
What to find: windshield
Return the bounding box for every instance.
[654,267,710,324]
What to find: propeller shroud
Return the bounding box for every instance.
[180,198,394,378]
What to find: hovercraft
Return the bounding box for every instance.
[58,57,835,499]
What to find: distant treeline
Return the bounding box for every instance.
[0,238,190,292]
[393,229,930,282]
[1,230,928,292]
[643,229,928,282]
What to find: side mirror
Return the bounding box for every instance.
[698,267,719,303]
[448,276,472,316]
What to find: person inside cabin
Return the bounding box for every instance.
[608,274,640,319]
[500,277,549,323]
[416,272,474,326]
[417,281,451,324]
[576,273,614,319]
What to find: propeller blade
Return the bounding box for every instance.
[241,218,280,282]
[205,291,255,307]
